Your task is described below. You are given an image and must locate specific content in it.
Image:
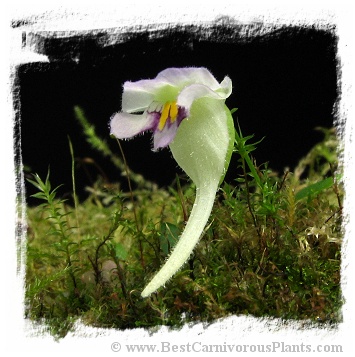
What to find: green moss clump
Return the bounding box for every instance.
[24,111,343,338]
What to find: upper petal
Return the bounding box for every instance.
[122,80,165,113]
[110,111,156,139]
[156,67,221,90]
[215,76,233,98]
[122,80,181,113]
[121,68,230,113]
[176,76,232,111]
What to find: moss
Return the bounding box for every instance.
[24,112,343,338]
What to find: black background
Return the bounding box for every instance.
[16,22,338,204]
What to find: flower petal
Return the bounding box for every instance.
[121,68,229,113]
[153,121,179,150]
[218,76,233,97]
[110,111,156,139]
[156,67,221,89]
[177,77,232,111]
[122,80,165,113]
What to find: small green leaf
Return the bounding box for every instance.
[159,223,179,256]
[115,242,128,260]
[295,175,341,201]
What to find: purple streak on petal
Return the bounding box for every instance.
[152,105,188,150]
[147,102,164,131]
[176,105,189,126]
[112,101,189,150]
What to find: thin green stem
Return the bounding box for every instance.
[68,137,80,239]
[116,139,145,268]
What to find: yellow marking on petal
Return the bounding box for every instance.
[169,101,178,123]
[158,102,171,131]
[158,101,179,131]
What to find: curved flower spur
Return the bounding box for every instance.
[110,67,235,297]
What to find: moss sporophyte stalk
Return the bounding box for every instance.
[110,67,235,297]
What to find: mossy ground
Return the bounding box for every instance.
[24,111,343,339]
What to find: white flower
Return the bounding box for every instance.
[110,67,232,150]
[110,67,235,297]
